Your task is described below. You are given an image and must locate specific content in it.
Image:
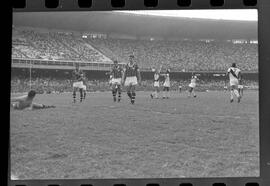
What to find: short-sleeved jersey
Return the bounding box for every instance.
[111,65,123,79]
[164,73,170,84]
[125,63,139,77]
[72,69,84,81]
[191,76,198,84]
[227,67,241,81]
[154,73,160,81]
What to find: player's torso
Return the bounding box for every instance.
[17,98,33,109]
[164,74,170,82]
[125,64,138,77]
[112,66,122,79]
[228,67,240,80]
[154,73,159,81]
[73,70,84,81]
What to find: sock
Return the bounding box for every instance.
[80,89,83,102]
[127,91,132,99]
[118,91,121,102]
[73,91,76,102]
[131,92,136,103]
[230,90,234,100]
[112,89,116,101]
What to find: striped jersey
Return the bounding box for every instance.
[125,63,139,77]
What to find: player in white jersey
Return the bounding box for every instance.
[188,74,198,97]
[160,69,170,99]
[150,66,162,99]
[227,63,242,103]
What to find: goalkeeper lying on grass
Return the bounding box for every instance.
[10,90,55,110]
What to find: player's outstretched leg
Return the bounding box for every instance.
[32,103,56,109]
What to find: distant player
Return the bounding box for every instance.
[179,84,182,93]
[10,90,55,110]
[150,66,161,99]
[108,60,123,102]
[227,63,242,103]
[188,74,198,97]
[122,55,141,104]
[238,79,244,97]
[81,72,87,100]
[160,69,170,99]
[72,64,84,103]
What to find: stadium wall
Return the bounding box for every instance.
[11,67,258,81]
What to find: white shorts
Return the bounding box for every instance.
[111,78,122,85]
[82,85,87,91]
[163,82,170,87]
[124,76,138,86]
[73,81,84,89]
[154,81,160,87]
[230,79,239,86]
[189,83,196,88]
[238,85,244,89]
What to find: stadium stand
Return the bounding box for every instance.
[12,28,258,71]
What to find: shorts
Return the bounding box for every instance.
[163,82,170,87]
[238,85,244,89]
[229,79,239,86]
[82,85,87,91]
[73,81,84,89]
[189,83,196,88]
[111,78,122,85]
[154,81,160,87]
[124,76,138,86]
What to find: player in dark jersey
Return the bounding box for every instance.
[10,90,55,110]
[107,60,123,102]
[72,64,84,103]
[81,72,87,100]
[122,55,141,104]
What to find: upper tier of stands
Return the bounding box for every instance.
[12,28,258,71]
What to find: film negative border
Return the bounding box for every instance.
[12,0,258,10]
[9,0,270,186]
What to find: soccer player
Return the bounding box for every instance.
[227,63,242,103]
[108,60,123,102]
[238,79,244,97]
[160,69,170,99]
[188,74,198,97]
[122,55,141,104]
[81,72,87,100]
[72,63,84,103]
[150,66,161,99]
[10,90,55,110]
[179,84,182,93]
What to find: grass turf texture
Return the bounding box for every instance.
[10,90,259,179]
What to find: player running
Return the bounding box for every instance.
[150,66,162,99]
[227,63,242,103]
[122,55,141,104]
[72,64,84,103]
[160,69,170,99]
[188,74,198,97]
[10,90,55,110]
[107,60,123,102]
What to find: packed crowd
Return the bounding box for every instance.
[12,28,258,71]
[11,77,258,94]
[12,29,110,63]
[89,38,258,71]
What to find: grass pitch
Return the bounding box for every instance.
[10,90,259,179]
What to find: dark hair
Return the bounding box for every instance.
[114,60,118,63]
[129,55,134,58]
[28,90,36,98]
[232,63,236,67]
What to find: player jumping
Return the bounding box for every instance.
[160,69,170,99]
[188,73,198,97]
[108,60,123,102]
[10,90,55,110]
[122,55,141,104]
[72,64,84,103]
[227,63,242,103]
